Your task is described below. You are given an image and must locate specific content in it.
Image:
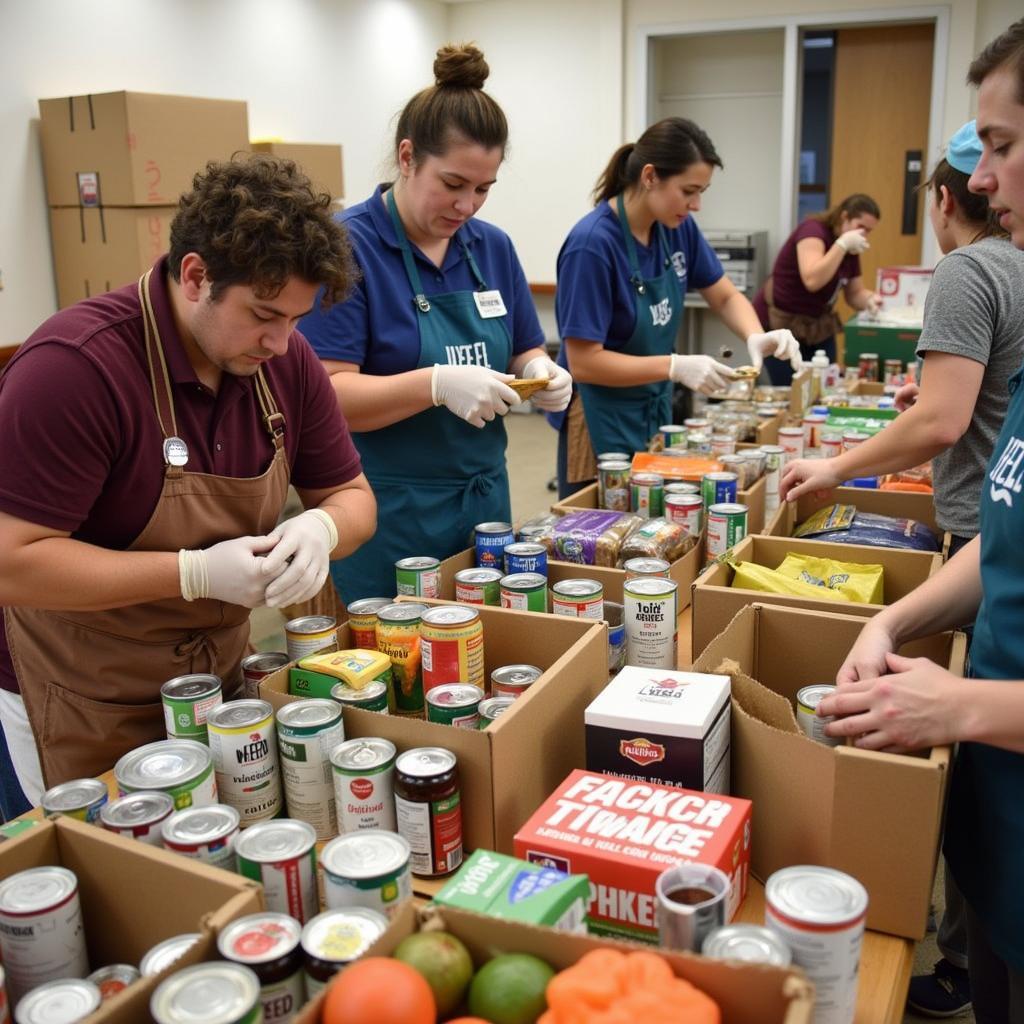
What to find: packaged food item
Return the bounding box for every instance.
[290,649,393,700]
[516,512,558,543]
[794,506,940,552]
[537,511,644,567]
[618,517,694,566]
[731,552,884,604]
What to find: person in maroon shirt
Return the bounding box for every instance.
[753,193,883,385]
[0,156,376,815]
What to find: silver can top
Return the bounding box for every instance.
[551,578,603,599]
[115,739,212,791]
[426,684,485,710]
[499,573,546,591]
[331,680,389,706]
[701,923,792,966]
[376,602,428,624]
[240,652,290,674]
[217,912,302,965]
[206,699,273,732]
[300,908,389,963]
[479,696,516,721]
[234,819,316,864]
[454,568,503,584]
[707,502,748,516]
[330,737,396,772]
[139,932,202,978]
[162,805,240,847]
[504,543,546,557]
[490,665,542,689]
[321,830,411,882]
[14,979,101,1023]
[395,747,457,779]
[100,791,175,831]
[285,615,336,634]
[346,597,393,616]
[797,684,837,712]
[474,522,513,536]
[395,556,440,570]
[41,777,108,814]
[150,962,260,1024]
[276,699,343,731]
[766,865,869,927]
[623,577,678,598]
[160,674,221,701]
[622,557,671,574]
[0,865,77,916]
[421,605,480,628]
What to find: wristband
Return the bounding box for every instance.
[178,549,209,602]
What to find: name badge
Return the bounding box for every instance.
[163,436,189,467]
[473,290,507,319]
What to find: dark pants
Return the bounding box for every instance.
[765,335,837,386]
[965,898,1024,1023]
[0,716,31,822]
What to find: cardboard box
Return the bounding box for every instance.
[694,603,965,938]
[292,900,814,1024]
[0,815,262,1022]
[690,534,942,657]
[847,379,887,397]
[39,91,249,207]
[514,770,752,944]
[259,603,607,854]
[788,367,814,415]
[754,412,781,445]
[250,141,344,201]
[48,206,173,308]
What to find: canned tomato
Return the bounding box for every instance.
[796,684,840,747]
[623,557,671,580]
[99,791,174,846]
[605,601,626,675]
[150,963,261,1024]
[504,542,548,577]
[115,739,217,810]
[236,820,319,925]
[162,804,241,870]
[803,413,827,450]
[0,867,89,1006]
[88,963,141,1001]
[346,598,391,651]
[710,434,736,457]
[630,472,664,519]
[478,696,516,727]
[40,778,108,824]
[217,913,304,1024]
[820,432,843,458]
[285,615,337,662]
[777,426,805,464]
[161,673,222,743]
[426,684,484,728]
[330,737,397,833]
[765,866,868,1024]
[701,471,738,509]
[14,979,100,1023]
[475,522,514,571]
[842,431,870,452]
[375,602,427,716]
[241,653,290,700]
[277,700,345,841]
[858,352,880,382]
[598,460,632,512]
[420,605,485,694]
[394,748,463,877]
[659,425,686,449]
[454,568,502,606]
[624,577,678,669]
[550,578,604,620]
[500,572,547,613]
[761,445,785,513]
[706,503,748,563]
[884,358,903,384]
[702,924,792,966]
[300,908,389,999]
[395,556,441,598]
[321,830,412,918]
[664,493,703,537]
[330,680,390,714]
[139,934,202,978]
[490,663,542,699]
[207,700,282,825]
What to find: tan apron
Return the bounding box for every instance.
[5,270,291,787]
[565,393,600,486]
[763,276,841,348]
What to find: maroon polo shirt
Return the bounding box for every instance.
[0,257,362,692]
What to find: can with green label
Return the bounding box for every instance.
[425,684,485,728]
[499,573,547,613]
[395,556,440,598]
[706,502,749,563]
[160,674,222,744]
[330,680,390,714]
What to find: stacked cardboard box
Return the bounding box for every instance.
[250,141,344,203]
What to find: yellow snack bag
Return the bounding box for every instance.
[298,649,392,690]
[730,553,884,604]
[730,562,852,602]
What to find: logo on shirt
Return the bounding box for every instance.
[444,342,492,368]
[989,435,1024,508]
[671,250,688,284]
[649,298,673,328]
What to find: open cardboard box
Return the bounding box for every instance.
[292,900,814,1024]
[693,604,965,939]
[846,379,887,397]
[0,815,262,1022]
[690,534,943,657]
[259,602,606,854]
[788,366,815,414]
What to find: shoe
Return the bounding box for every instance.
[906,958,971,1017]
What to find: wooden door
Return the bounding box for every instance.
[829,24,934,327]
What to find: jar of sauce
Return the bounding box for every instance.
[394,747,462,877]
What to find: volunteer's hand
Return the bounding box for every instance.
[865,292,883,315]
[779,457,842,503]
[261,509,338,609]
[668,354,737,395]
[746,330,802,372]
[835,617,899,687]
[820,653,964,753]
[836,229,870,255]
[179,535,278,608]
[894,383,920,412]
[521,356,572,412]
[432,364,520,428]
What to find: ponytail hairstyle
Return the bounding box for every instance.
[593,117,723,205]
[394,43,508,164]
[925,158,1007,241]
[811,193,881,234]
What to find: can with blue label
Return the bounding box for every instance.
[701,472,739,510]
[503,542,548,577]
[474,522,514,571]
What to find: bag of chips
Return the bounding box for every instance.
[730,552,884,604]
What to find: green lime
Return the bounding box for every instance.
[467,952,555,1024]
[393,930,474,1017]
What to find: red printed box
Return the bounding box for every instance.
[513,769,751,944]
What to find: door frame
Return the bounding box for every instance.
[636,6,950,266]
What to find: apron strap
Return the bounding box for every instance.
[615,193,648,295]
[138,270,179,440]
[253,369,287,451]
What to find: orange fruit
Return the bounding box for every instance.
[322,957,436,1024]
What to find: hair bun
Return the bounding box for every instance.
[434,43,489,89]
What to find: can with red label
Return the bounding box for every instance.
[420,605,485,694]
[346,598,391,651]
[550,579,604,620]
[235,819,319,925]
[777,426,805,463]
[330,738,397,833]
[241,653,290,700]
[820,432,843,458]
[453,568,502,606]
[394,748,463,878]
[664,493,703,538]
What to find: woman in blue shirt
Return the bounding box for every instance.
[552,117,800,498]
[300,45,571,603]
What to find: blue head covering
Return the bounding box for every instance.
[947,120,982,175]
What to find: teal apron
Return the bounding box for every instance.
[577,194,684,455]
[332,190,514,604]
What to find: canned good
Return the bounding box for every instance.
[150,963,261,1024]
[87,964,141,1001]
[761,445,785,514]
[796,684,841,747]
[236,820,319,925]
[14,979,100,1023]
[622,557,671,580]
[330,738,397,833]
[710,434,736,457]
[664,481,700,497]
[765,866,868,1024]
[605,600,626,675]
[330,680,390,714]
[490,664,543,700]
[820,432,843,459]
[664,493,703,538]
[161,804,241,871]
[277,700,345,840]
[115,739,218,811]
[207,700,282,825]
[550,578,604,620]
[701,471,738,509]
[241,653,290,700]
[500,573,547,613]
[701,924,792,966]
[842,431,871,452]
[624,578,678,669]
[706,503,748,563]
[395,556,441,598]
[686,432,710,454]
[777,426,805,464]
[99,791,175,846]
[426,684,485,728]
[453,568,502,606]
[683,418,709,432]
[321,830,413,918]
[858,352,880,382]
[630,472,664,519]
[300,908,389,999]
[659,425,686,449]
[596,451,631,462]
[139,933,202,978]
[478,696,516,726]
[503,542,548,577]
[285,615,337,662]
[217,913,304,1024]
[394,748,463,877]
[160,673,222,743]
[291,649,392,701]
[420,605,485,694]
[40,778,108,824]
[802,413,827,450]
[474,522,514,571]
[346,598,392,651]
[884,358,903,384]
[375,602,428,716]
[598,460,632,511]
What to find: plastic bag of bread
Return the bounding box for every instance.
[537,510,643,566]
[617,517,696,566]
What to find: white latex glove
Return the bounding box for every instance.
[668,354,737,395]
[746,330,802,372]
[521,356,572,412]
[178,535,277,608]
[261,509,338,609]
[431,364,520,428]
[836,229,870,255]
[865,293,883,315]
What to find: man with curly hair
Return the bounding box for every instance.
[0,156,376,812]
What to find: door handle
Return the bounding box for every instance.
[902,150,923,235]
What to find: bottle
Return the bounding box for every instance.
[810,349,829,399]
